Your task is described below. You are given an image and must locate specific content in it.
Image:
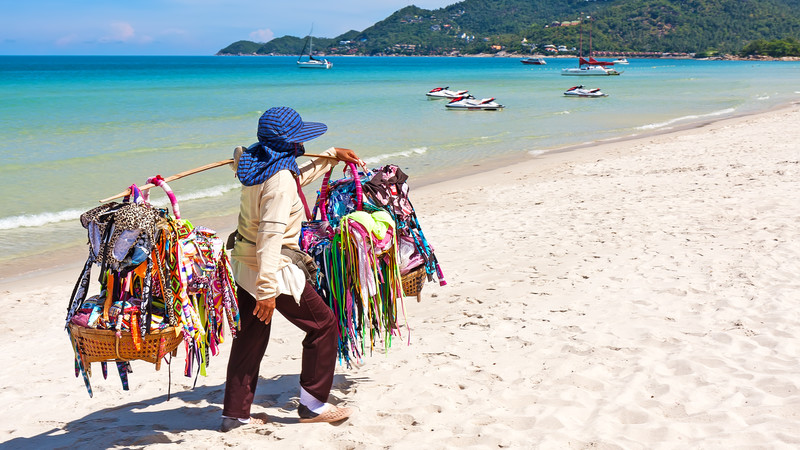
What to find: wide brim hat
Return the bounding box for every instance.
[257,106,327,146]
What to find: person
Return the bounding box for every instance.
[221,106,363,432]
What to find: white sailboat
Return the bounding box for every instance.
[297,26,332,69]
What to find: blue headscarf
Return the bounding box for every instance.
[236,141,305,187]
[236,107,327,186]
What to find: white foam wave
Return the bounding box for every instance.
[555,110,571,115]
[148,183,241,205]
[0,183,241,231]
[636,108,736,130]
[363,147,427,165]
[756,95,770,100]
[529,150,547,157]
[0,209,85,230]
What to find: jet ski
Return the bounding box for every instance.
[563,85,608,98]
[426,87,470,99]
[445,96,505,111]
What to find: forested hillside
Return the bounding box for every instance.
[217,0,800,56]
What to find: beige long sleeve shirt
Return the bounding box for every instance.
[230,146,339,301]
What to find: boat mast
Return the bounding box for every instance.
[298,35,310,62]
[299,24,314,62]
[588,15,592,57]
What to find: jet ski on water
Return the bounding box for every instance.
[445,96,505,111]
[563,85,608,98]
[426,87,470,99]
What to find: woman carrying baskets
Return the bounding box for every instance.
[221,106,364,432]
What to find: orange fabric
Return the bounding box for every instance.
[103,272,114,323]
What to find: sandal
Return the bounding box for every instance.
[298,403,353,424]
[220,412,270,432]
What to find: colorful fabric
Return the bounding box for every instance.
[67,182,240,396]
[302,166,407,365]
[362,164,446,284]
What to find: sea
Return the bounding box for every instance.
[1,55,799,269]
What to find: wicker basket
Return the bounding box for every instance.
[68,323,183,371]
[401,266,427,302]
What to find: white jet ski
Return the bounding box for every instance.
[445,96,505,111]
[563,85,608,97]
[426,87,470,99]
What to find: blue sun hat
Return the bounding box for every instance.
[236,107,328,186]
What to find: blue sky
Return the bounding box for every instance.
[0,0,454,55]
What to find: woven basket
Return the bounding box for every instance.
[401,266,427,302]
[68,323,183,371]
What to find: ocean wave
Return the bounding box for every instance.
[363,147,427,165]
[636,108,736,130]
[0,183,241,230]
[0,209,85,230]
[528,150,547,157]
[151,182,241,204]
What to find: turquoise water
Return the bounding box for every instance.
[1,55,799,264]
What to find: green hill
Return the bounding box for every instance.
[217,35,337,55]
[217,0,800,56]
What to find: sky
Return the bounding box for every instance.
[0,0,455,55]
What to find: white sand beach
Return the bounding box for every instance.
[1,103,799,449]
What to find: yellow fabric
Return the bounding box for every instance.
[346,210,395,239]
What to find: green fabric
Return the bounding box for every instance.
[346,210,395,240]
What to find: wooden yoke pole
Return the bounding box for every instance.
[98,153,338,202]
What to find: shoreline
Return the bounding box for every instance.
[2,93,799,447]
[2,98,797,288]
[218,52,800,62]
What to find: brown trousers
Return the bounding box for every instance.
[222,282,338,419]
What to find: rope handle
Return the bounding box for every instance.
[313,168,334,222]
[345,162,364,212]
[311,161,364,220]
[141,175,181,219]
[296,177,312,220]
[114,333,123,361]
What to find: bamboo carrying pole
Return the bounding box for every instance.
[99,153,338,202]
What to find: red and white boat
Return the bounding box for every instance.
[562,57,621,76]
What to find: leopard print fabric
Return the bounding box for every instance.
[80,202,164,271]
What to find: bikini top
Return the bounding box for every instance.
[345,210,395,241]
[80,200,164,272]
